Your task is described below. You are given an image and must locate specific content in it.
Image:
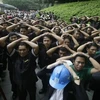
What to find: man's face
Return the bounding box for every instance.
[87,46,97,56]
[9,35,18,42]
[58,50,67,57]
[74,56,85,71]
[18,45,29,57]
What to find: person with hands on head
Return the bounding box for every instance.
[47,52,96,100]
[77,41,100,100]
[49,52,100,100]
[31,30,63,94]
[7,38,38,100]
[0,32,29,99]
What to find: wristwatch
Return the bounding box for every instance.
[74,76,80,80]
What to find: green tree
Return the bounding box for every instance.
[57,0,91,3]
[3,0,55,10]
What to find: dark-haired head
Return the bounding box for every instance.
[43,33,53,48]
[18,42,30,57]
[86,42,98,49]
[8,32,20,42]
[58,47,69,57]
[86,42,98,57]
[18,42,30,49]
[20,25,28,35]
[73,54,87,62]
[73,54,86,71]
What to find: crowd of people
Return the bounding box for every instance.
[0,10,100,100]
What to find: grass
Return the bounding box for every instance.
[41,0,100,23]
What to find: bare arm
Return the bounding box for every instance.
[57,54,74,61]
[24,23,41,35]
[63,62,80,85]
[63,45,76,54]
[50,32,63,45]
[16,33,29,40]
[77,41,93,52]
[94,36,100,46]
[7,38,22,53]
[91,30,100,37]
[47,45,61,57]
[47,60,62,69]
[23,40,39,55]
[0,35,9,47]
[69,34,79,48]
[6,23,19,32]
[31,33,46,43]
[89,57,100,73]
[80,30,89,37]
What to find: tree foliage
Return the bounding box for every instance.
[57,0,91,3]
[42,0,100,23]
[3,0,55,10]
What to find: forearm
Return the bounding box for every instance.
[94,36,100,44]
[47,61,61,69]
[63,62,80,85]
[91,31,100,37]
[65,45,76,54]
[24,41,38,49]
[71,37,79,48]
[31,34,43,42]
[7,39,21,53]
[89,57,100,71]
[57,55,73,61]
[47,46,58,56]
[77,43,87,52]
[26,24,41,34]
[6,24,18,32]
[51,33,63,44]
[80,30,89,37]
[0,35,8,47]
[17,34,28,40]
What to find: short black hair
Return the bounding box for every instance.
[59,47,68,53]
[86,42,98,50]
[73,54,87,62]
[20,24,28,30]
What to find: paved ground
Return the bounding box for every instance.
[0,68,93,100]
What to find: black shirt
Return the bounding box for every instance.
[38,42,57,68]
[10,49,38,88]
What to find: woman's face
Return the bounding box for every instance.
[64,38,70,46]
[73,31,80,39]
[43,36,52,48]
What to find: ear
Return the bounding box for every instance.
[86,47,89,52]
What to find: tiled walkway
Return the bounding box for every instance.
[0,68,93,100]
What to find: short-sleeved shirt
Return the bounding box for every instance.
[70,65,92,81]
[38,42,57,68]
[10,49,38,88]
